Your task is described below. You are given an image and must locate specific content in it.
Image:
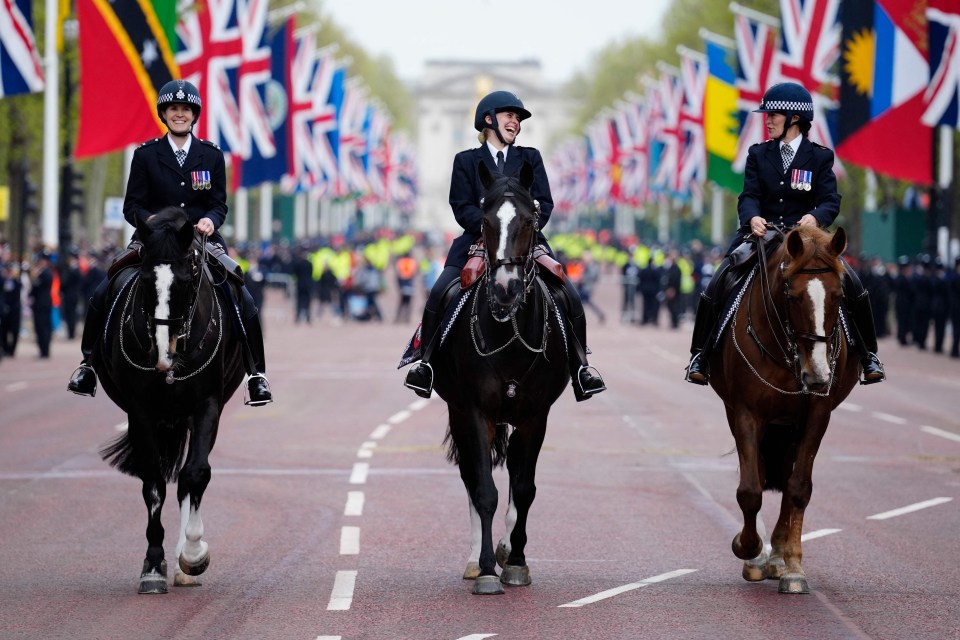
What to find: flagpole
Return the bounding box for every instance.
[42,0,60,249]
[937,126,952,261]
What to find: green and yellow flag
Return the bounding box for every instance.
[703,37,741,193]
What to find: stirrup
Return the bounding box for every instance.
[67,364,98,397]
[575,365,606,397]
[684,353,709,385]
[244,374,274,406]
[859,354,886,385]
[404,362,434,398]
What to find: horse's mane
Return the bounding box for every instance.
[777,226,844,280]
[142,207,192,262]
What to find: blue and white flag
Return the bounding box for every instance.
[0,0,44,97]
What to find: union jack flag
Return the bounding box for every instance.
[387,132,417,214]
[547,139,589,214]
[774,0,844,173]
[585,116,614,208]
[337,78,370,197]
[732,10,778,173]
[176,0,273,160]
[678,49,707,200]
[651,68,683,195]
[363,105,391,202]
[923,3,960,128]
[614,96,648,207]
[0,0,44,97]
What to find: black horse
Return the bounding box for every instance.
[95,207,245,594]
[432,162,569,595]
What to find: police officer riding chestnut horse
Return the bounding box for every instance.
[685,83,884,593]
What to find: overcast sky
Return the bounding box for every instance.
[319,0,672,82]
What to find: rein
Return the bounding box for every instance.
[482,190,539,322]
[736,229,843,396]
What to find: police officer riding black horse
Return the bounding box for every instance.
[67,79,273,406]
[403,90,606,402]
[684,82,885,386]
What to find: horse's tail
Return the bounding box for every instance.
[443,422,510,469]
[759,420,802,492]
[99,425,189,482]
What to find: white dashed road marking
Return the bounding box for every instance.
[326,570,357,610]
[557,569,698,608]
[920,426,960,443]
[344,491,364,516]
[340,526,360,555]
[867,497,953,520]
[349,463,369,484]
[801,528,842,541]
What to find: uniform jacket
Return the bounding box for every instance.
[445,145,554,269]
[733,136,841,253]
[123,134,228,246]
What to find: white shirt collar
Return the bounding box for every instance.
[168,133,193,156]
[486,141,507,162]
[780,135,801,155]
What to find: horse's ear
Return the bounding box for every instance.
[831,226,847,257]
[478,161,494,190]
[177,218,196,250]
[519,161,534,190]
[786,228,805,258]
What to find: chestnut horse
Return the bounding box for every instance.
[708,225,859,593]
[432,161,569,595]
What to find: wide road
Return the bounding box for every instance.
[1,278,957,640]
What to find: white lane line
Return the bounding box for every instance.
[326,570,357,610]
[801,528,842,541]
[387,410,412,424]
[921,426,960,443]
[867,497,953,520]
[5,382,28,392]
[349,463,369,484]
[356,441,377,459]
[872,411,908,425]
[838,402,862,412]
[557,569,698,608]
[369,424,391,440]
[315,636,342,640]
[456,635,497,639]
[409,398,431,411]
[340,526,360,555]
[344,491,364,516]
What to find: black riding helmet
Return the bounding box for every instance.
[474,91,532,145]
[754,82,814,139]
[156,79,202,126]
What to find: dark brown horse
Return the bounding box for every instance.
[432,161,569,595]
[709,225,859,594]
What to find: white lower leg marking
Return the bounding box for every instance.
[500,494,517,557]
[176,495,207,564]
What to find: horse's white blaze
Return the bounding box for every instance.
[494,203,518,290]
[806,278,830,379]
[176,495,208,564]
[153,264,175,371]
[468,496,481,564]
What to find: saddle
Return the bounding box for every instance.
[107,238,245,287]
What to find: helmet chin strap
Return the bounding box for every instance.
[485,111,508,146]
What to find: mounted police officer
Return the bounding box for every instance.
[402,90,606,402]
[684,82,885,386]
[67,79,273,406]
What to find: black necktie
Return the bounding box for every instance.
[496,150,504,173]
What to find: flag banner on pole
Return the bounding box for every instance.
[923,0,960,128]
[678,49,707,200]
[75,0,177,157]
[238,17,292,187]
[0,0,44,96]
[837,0,932,184]
[704,39,742,192]
[731,9,779,173]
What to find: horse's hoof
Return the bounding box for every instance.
[778,573,809,594]
[463,561,481,580]
[178,550,210,577]
[742,562,765,582]
[732,533,763,560]
[174,566,203,587]
[472,575,505,595]
[138,559,168,595]
[500,564,531,587]
[495,541,510,569]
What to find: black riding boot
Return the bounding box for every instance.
[67,289,106,397]
[403,307,440,398]
[238,287,273,406]
[685,259,729,385]
[551,278,605,402]
[847,291,886,384]
[684,293,718,385]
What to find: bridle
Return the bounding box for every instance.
[481,190,539,322]
[736,228,843,396]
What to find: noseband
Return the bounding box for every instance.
[482,191,539,320]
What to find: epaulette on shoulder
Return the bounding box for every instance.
[198,138,220,150]
[810,141,830,150]
[139,138,161,148]
[751,140,773,150]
